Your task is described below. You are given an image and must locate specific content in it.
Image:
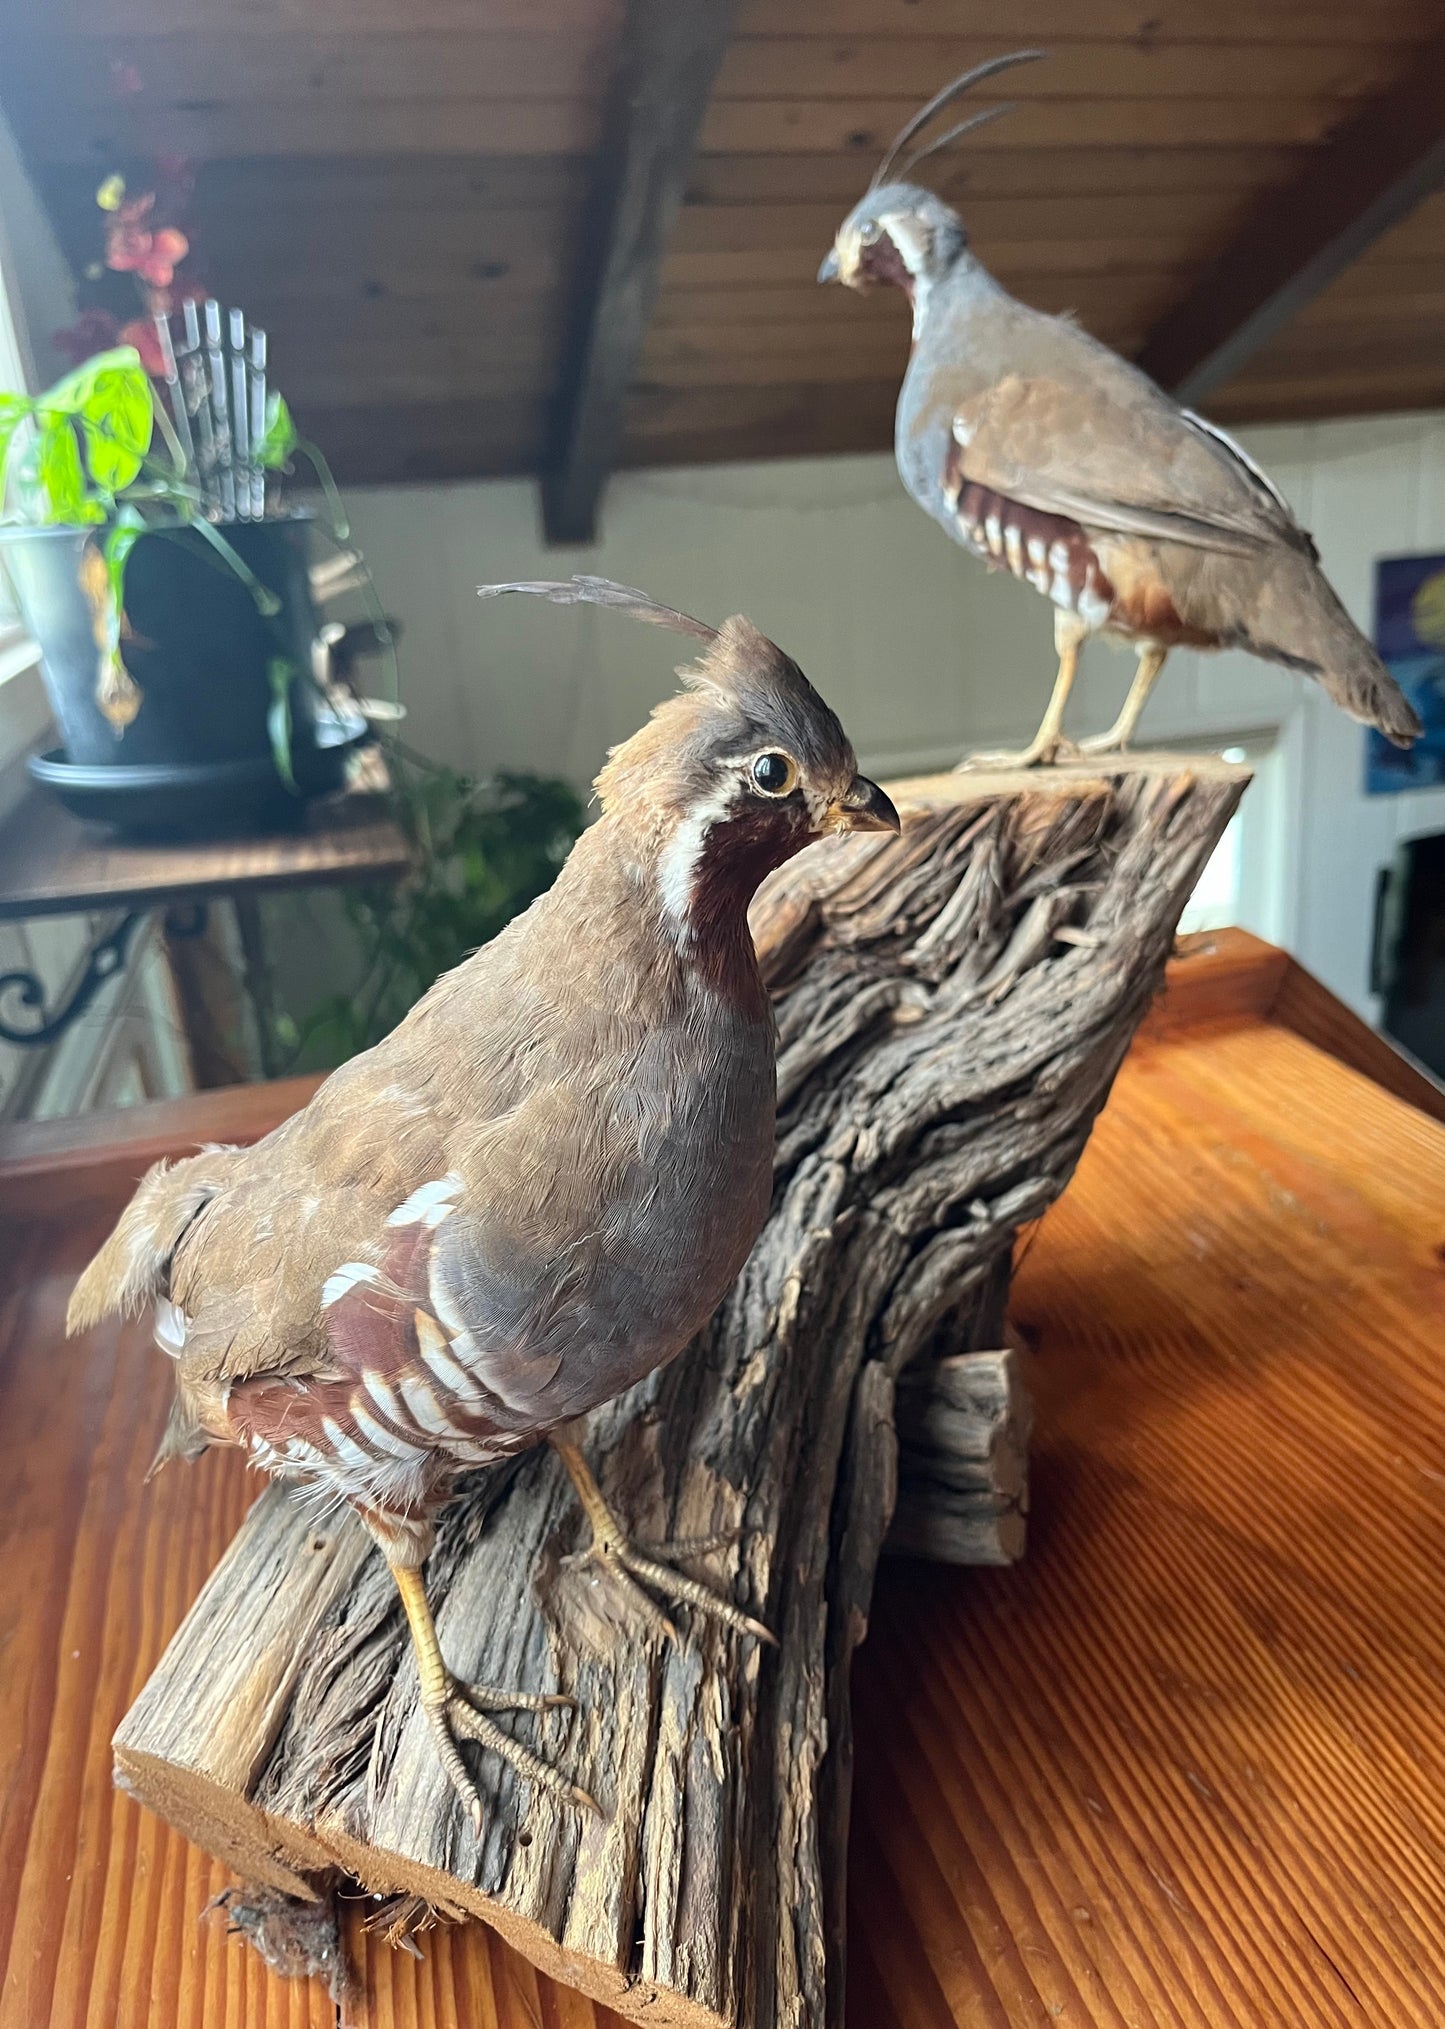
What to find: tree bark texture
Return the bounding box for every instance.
[114,757,1249,2029]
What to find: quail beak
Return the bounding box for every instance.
[817,246,841,285]
[825,775,901,836]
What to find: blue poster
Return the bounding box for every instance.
[1367,553,1445,793]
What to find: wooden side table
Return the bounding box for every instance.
[0,784,409,1085]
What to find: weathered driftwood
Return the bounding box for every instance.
[114,755,1249,2029]
[889,1347,1031,1565]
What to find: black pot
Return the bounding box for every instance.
[0,513,335,774]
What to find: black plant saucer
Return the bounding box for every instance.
[28,712,371,840]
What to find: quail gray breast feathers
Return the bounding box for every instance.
[819,51,1422,768]
[67,576,900,1833]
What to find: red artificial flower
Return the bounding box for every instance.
[139,227,188,288]
[52,307,121,366]
[118,317,167,376]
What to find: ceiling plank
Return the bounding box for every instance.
[1136,33,1445,404]
[715,37,1394,104]
[727,0,1431,45]
[542,0,738,544]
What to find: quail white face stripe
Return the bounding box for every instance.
[656,782,737,932]
[321,1261,380,1308]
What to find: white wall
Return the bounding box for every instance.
[336,414,1445,1023]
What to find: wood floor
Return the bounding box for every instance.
[3,951,1444,2026]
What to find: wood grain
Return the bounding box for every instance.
[6,921,1445,2025]
[0,788,409,921]
[6,0,1437,479]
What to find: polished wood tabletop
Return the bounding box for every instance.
[0,784,409,921]
[3,933,1444,2028]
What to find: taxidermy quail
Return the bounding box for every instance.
[67,577,899,1831]
[819,51,1422,767]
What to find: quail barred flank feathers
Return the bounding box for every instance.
[68,577,900,1834]
[819,52,1422,767]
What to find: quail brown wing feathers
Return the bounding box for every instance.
[820,67,1422,765]
[68,585,900,1833]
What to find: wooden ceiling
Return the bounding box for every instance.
[4,0,1445,537]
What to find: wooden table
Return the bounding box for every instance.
[0,782,408,1072]
[3,931,1444,2029]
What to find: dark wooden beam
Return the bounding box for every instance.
[1136,35,1445,406]
[542,0,737,545]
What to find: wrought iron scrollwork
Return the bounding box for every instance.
[0,911,144,1048]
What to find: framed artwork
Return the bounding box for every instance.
[1367,553,1445,793]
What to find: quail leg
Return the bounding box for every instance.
[960,616,1085,770]
[389,1562,597,1835]
[1077,644,1168,755]
[552,1435,776,1647]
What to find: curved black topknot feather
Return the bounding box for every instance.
[478,575,717,643]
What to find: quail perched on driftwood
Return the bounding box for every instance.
[819,52,1422,767]
[67,577,899,1832]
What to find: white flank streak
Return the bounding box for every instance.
[364,1369,408,1425]
[153,1298,187,1356]
[281,1438,328,1469]
[415,1300,485,1394]
[418,1333,482,1405]
[1027,565,1051,594]
[1003,526,1024,574]
[1026,537,1046,567]
[1049,572,1075,610]
[399,1371,462,1438]
[984,514,1003,557]
[323,1415,379,1476]
[1048,541,1071,573]
[1079,583,1111,627]
[386,1173,464,1229]
[1180,407,1294,516]
[321,1261,379,1308]
[352,1399,421,1460]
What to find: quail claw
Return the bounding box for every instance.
[422,1674,590,1836]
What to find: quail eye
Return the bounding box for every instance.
[859,220,881,246]
[751,751,798,797]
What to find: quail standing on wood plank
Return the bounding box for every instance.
[67,577,900,1832]
[819,52,1422,767]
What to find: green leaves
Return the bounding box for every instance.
[266,656,297,791]
[258,392,296,470]
[36,418,88,521]
[2,347,154,522]
[77,360,152,492]
[286,756,584,1067]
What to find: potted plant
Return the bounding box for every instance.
[0,171,372,835]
